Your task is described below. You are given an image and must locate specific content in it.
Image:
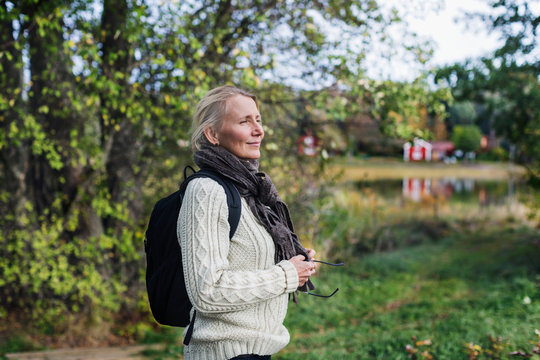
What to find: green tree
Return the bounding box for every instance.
[0,0,448,338]
[302,76,451,156]
[435,0,539,181]
[449,101,477,126]
[451,125,482,153]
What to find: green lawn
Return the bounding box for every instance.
[138,223,539,360]
[332,157,525,181]
[278,224,540,359]
[6,222,536,360]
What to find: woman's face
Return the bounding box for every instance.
[216,95,264,160]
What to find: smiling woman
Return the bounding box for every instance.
[177,85,318,360]
[203,94,264,160]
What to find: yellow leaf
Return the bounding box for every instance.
[416,339,432,346]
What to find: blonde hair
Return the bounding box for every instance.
[191,85,259,152]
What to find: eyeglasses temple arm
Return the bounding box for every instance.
[303,288,340,298]
[311,259,344,266]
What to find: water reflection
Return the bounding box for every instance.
[403,178,499,203]
[354,177,525,220]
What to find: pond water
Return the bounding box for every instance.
[350,177,529,221]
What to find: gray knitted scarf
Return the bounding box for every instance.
[194,143,314,296]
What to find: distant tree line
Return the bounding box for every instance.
[435,0,539,178]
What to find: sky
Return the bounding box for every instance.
[365,0,505,81]
[409,0,502,66]
[282,0,514,87]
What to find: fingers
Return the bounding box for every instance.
[300,265,316,286]
[306,249,318,271]
[290,254,317,287]
[309,261,317,274]
[291,255,306,262]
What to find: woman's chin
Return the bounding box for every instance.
[239,151,261,160]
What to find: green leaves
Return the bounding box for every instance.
[0,0,456,335]
[451,125,483,153]
[435,0,540,186]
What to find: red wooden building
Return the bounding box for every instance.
[403,138,432,162]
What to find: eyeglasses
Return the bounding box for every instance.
[301,259,344,298]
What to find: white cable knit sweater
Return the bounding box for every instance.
[177,177,300,360]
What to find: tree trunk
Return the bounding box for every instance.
[100,0,144,295]
[101,0,143,228]
[0,1,26,226]
[25,2,94,236]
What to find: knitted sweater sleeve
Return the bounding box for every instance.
[178,177,299,314]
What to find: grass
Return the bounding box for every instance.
[125,222,539,360]
[3,223,538,360]
[0,336,41,359]
[332,157,525,181]
[278,223,540,359]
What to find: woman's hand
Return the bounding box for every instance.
[306,248,319,271]
[289,255,317,287]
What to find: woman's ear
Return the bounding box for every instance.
[203,127,219,146]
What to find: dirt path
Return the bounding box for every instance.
[4,344,176,360]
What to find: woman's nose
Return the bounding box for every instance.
[252,122,264,137]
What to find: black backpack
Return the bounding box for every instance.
[144,167,241,344]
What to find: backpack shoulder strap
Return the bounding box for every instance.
[180,168,241,239]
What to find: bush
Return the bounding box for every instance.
[314,187,451,262]
[477,146,510,161]
[358,219,450,254]
[451,125,483,153]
